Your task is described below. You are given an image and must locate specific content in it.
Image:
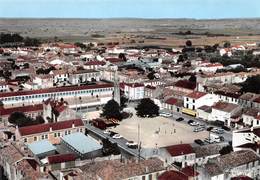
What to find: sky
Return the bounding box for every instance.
[0,0,260,19]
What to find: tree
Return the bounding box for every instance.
[74,42,87,49]
[136,98,159,117]
[118,53,127,61]
[120,96,128,109]
[219,145,233,155]
[102,99,122,120]
[189,74,197,83]
[240,75,260,94]
[185,40,192,47]
[8,112,28,126]
[223,41,231,48]
[147,71,156,80]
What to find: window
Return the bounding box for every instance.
[148,174,152,180]
[65,131,67,135]
[80,128,83,132]
[24,138,27,143]
[54,133,57,137]
[34,137,37,141]
[68,130,71,134]
[58,132,61,137]
[186,98,189,101]
[193,99,195,103]
[45,134,48,139]
[142,176,146,180]
[41,135,45,139]
[192,105,195,110]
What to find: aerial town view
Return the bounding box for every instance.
[1,0,260,180]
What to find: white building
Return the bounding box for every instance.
[232,127,260,147]
[0,83,114,106]
[183,91,218,117]
[242,109,260,127]
[69,69,101,85]
[123,83,144,100]
[210,102,241,126]
[33,74,54,89]
[160,144,196,168]
[0,82,9,92]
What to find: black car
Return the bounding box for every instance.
[176,117,184,121]
[206,126,214,131]
[194,139,204,145]
[222,126,231,131]
[187,120,194,124]
[109,131,117,137]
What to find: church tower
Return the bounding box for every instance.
[113,70,121,106]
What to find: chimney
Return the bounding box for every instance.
[145,166,149,173]
[72,122,75,128]
[251,126,254,132]
[49,126,52,132]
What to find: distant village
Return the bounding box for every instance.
[1,33,260,180]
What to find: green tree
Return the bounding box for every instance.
[136,98,159,117]
[185,40,192,47]
[102,99,122,120]
[219,145,233,155]
[223,41,231,48]
[240,75,260,94]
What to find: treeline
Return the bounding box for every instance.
[172,30,231,37]
[0,33,41,47]
[210,53,260,68]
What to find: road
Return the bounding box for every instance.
[85,123,145,159]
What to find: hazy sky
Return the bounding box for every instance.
[0,0,259,19]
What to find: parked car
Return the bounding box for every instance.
[176,117,184,121]
[159,112,172,117]
[189,121,199,126]
[103,129,111,135]
[194,139,204,145]
[211,128,224,134]
[109,131,117,137]
[204,138,215,144]
[207,126,214,131]
[193,126,205,132]
[112,134,122,139]
[126,141,138,148]
[187,120,194,124]
[222,126,231,131]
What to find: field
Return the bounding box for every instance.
[112,108,208,148]
[1,18,260,47]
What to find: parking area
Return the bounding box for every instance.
[112,108,209,148]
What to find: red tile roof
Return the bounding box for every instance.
[124,83,144,88]
[0,104,43,116]
[175,80,196,90]
[18,119,84,136]
[158,170,188,180]
[165,98,178,105]
[106,58,124,63]
[253,97,260,103]
[84,61,106,66]
[186,91,207,99]
[231,176,253,180]
[166,144,194,156]
[0,83,113,98]
[181,166,199,177]
[48,153,76,164]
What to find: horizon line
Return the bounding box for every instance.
[0,17,260,21]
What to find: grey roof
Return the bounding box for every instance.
[61,132,102,154]
[205,150,260,176]
[28,140,56,155]
[193,143,228,158]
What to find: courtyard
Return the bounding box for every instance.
[112,108,209,148]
